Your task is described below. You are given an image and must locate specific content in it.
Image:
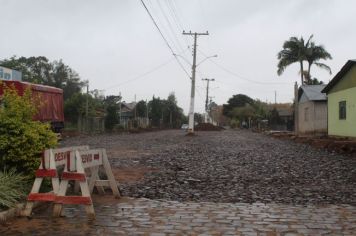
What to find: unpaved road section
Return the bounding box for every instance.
[60,130,356,205]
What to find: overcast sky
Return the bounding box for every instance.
[1,0,355,113]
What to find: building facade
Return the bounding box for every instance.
[322,60,356,138]
[297,85,327,135]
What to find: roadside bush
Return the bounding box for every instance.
[0,169,28,210]
[0,86,57,175]
[105,104,118,131]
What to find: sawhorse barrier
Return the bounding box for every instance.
[24,146,120,218]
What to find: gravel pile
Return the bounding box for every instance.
[60,130,356,205]
[194,123,224,131]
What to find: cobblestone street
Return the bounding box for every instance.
[1,130,355,235]
[1,196,355,235]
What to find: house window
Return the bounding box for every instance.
[304,107,309,121]
[339,101,346,120]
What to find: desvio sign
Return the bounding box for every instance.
[49,147,102,170]
[0,66,22,81]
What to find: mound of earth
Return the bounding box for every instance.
[194,123,224,131]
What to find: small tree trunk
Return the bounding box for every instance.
[300,61,304,85]
[307,62,312,84]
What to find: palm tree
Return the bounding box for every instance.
[277,35,313,85]
[277,35,332,85]
[305,42,332,84]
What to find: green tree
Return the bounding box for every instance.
[277,35,332,85]
[136,100,147,117]
[231,104,256,123]
[277,35,313,84]
[194,113,204,124]
[305,41,332,84]
[64,93,101,123]
[105,104,118,131]
[223,94,254,118]
[0,56,84,100]
[0,85,57,175]
[148,96,162,127]
[51,60,84,100]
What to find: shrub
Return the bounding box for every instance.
[105,104,118,131]
[0,85,57,175]
[0,169,28,210]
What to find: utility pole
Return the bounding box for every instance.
[134,94,137,120]
[274,90,277,105]
[86,82,89,118]
[146,99,149,127]
[202,78,215,122]
[183,30,209,134]
[85,81,89,132]
[208,96,215,124]
[119,91,122,124]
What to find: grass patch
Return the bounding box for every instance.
[0,169,29,210]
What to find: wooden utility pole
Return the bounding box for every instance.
[202,78,215,111]
[134,94,137,120]
[183,30,209,134]
[86,82,89,118]
[119,91,122,124]
[85,81,89,132]
[202,78,215,123]
[146,99,148,127]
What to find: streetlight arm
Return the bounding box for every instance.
[196,55,217,67]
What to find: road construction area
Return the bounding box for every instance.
[1,130,355,235]
[63,129,355,205]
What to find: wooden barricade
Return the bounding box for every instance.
[52,148,119,218]
[23,146,89,217]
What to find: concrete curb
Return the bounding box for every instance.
[0,201,46,223]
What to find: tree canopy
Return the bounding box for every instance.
[277,35,332,85]
[223,94,254,118]
[0,56,84,100]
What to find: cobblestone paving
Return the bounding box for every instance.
[1,196,355,236]
[60,130,356,205]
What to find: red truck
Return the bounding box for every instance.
[0,80,64,132]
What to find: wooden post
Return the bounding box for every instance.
[101,149,120,197]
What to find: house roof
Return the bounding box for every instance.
[122,102,136,111]
[322,60,356,93]
[298,85,326,102]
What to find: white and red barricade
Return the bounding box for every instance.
[23,146,120,218]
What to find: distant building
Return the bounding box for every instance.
[297,85,327,135]
[267,103,293,131]
[0,66,22,81]
[120,102,137,120]
[322,60,356,138]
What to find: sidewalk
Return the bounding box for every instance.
[1,196,355,235]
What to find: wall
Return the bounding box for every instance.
[328,66,356,93]
[327,86,356,137]
[298,101,327,135]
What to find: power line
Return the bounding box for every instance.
[165,0,190,47]
[198,49,289,85]
[140,0,190,78]
[157,0,185,53]
[103,56,176,91]
[147,0,183,53]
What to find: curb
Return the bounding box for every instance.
[0,201,46,223]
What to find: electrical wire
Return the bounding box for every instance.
[157,0,185,53]
[140,0,191,78]
[103,56,176,91]
[198,49,289,85]
[165,0,190,48]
